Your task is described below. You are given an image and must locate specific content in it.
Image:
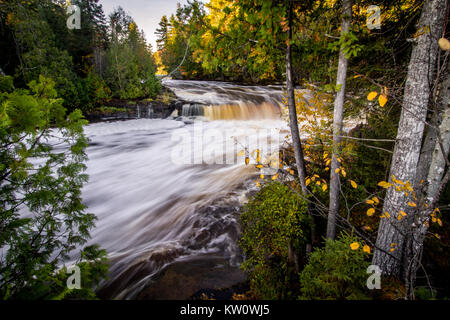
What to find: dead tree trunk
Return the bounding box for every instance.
[372,0,446,279]
[326,0,352,240]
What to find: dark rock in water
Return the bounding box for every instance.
[190,282,250,300]
[136,256,246,300]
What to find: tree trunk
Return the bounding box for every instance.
[326,0,352,240]
[285,1,311,271]
[286,1,308,194]
[372,0,446,278]
[406,59,449,297]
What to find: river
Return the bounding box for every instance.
[80,80,288,299]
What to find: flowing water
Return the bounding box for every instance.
[80,80,288,299]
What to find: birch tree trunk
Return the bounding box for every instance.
[406,59,449,297]
[372,0,446,278]
[326,0,352,240]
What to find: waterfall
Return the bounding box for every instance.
[147,104,153,118]
[204,102,280,120]
[137,105,141,119]
[181,104,204,117]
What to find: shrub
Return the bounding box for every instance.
[239,182,311,299]
[299,233,371,300]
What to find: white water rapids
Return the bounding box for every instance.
[79,80,288,299]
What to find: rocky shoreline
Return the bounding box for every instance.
[84,86,201,123]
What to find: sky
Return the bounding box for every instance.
[99,0,200,50]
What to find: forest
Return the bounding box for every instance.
[0,0,449,303]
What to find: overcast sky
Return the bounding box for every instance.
[99,0,200,49]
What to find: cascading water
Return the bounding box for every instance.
[77,80,287,299]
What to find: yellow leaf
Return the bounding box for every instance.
[341,168,347,177]
[378,181,392,188]
[350,242,360,250]
[256,164,263,169]
[260,174,264,179]
[363,245,371,254]
[322,184,328,192]
[323,153,329,159]
[407,201,417,207]
[437,218,443,227]
[245,157,249,165]
[367,208,375,216]
[379,94,388,107]
[255,181,261,187]
[435,234,441,240]
[335,168,340,173]
[372,197,379,205]
[438,38,450,51]
[350,180,358,189]
[325,167,330,171]
[367,91,378,101]
[366,199,375,205]
[289,169,294,175]
[326,159,331,166]
[380,211,390,219]
[390,248,395,252]
[272,173,279,180]
[399,210,407,217]
[238,150,245,157]
[306,178,311,186]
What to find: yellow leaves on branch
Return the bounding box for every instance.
[380,211,390,219]
[378,181,392,188]
[350,242,360,250]
[378,94,388,107]
[367,91,388,107]
[367,91,378,101]
[397,210,407,221]
[350,242,371,254]
[390,243,397,252]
